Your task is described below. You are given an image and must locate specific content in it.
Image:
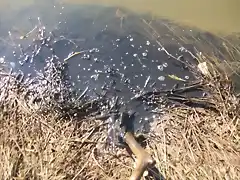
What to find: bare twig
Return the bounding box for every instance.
[124,132,155,180]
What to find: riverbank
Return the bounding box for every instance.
[0,50,239,179]
[0,3,240,179]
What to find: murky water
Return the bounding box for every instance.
[1,0,240,34]
[0,1,239,144]
[0,2,199,125]
[64,0,240,34]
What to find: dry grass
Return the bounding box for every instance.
[0,108,133,180]
[1,58,240,180]
[149,77,240,180]
[147,48,240,179]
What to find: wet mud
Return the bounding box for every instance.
[0,3,223,142]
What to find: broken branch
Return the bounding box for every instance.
[124,132,155,180]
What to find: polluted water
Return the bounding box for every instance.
[0,1,212,148]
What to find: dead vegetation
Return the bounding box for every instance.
[0,15,240,180]
[149,77,240,179]
[0,53,239,180]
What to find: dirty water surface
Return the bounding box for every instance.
[0,2,225,146]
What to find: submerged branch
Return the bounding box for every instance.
[124,132,155,180]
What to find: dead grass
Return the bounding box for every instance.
[149,52,240,179]
[1,59,239,180]
[0,108,134,180]
[149,77,240,180]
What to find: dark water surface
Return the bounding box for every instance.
[0,2,219,134]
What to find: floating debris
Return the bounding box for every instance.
[158,76,165,81]
[144,76,151,88]
[168,74,186,82]
[157,65,164,71]
[198,62,209,75]
[0,57,5,63]
[142,52,147,57]
[163,62,168,68]
[64,51,90,62]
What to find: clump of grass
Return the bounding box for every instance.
[0,66,132,179]
[0,104,133,180]
[149,59,240,180]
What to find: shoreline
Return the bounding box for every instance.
[0,4,240,180]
